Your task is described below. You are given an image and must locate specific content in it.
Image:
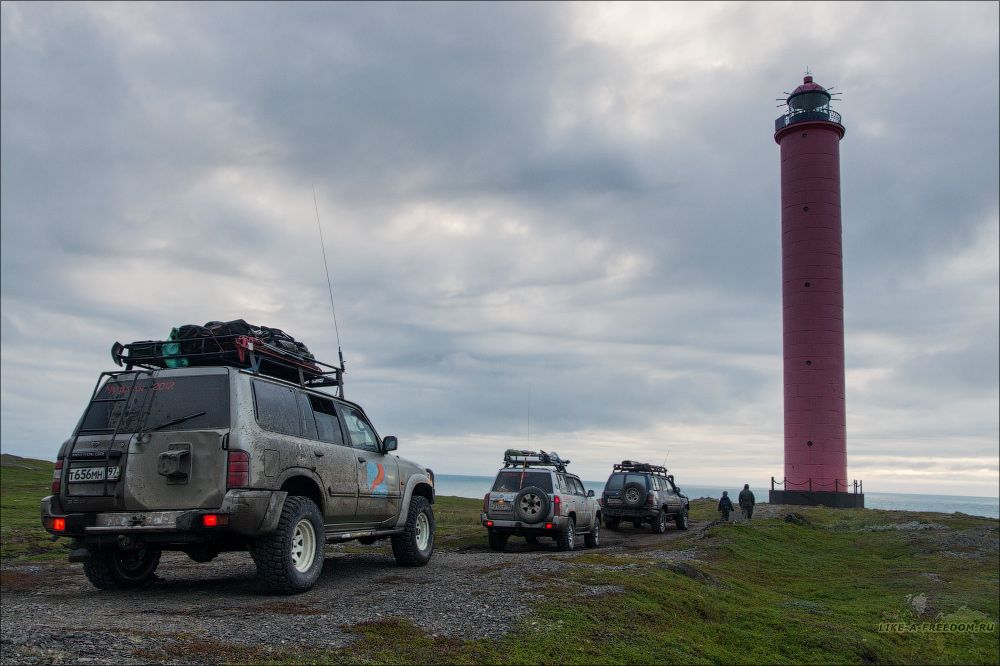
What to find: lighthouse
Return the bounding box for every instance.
[770,74,863,508]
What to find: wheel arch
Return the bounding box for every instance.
[393,474,434,529]
[277,470,325,514]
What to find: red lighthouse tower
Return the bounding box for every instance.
[770,74,863,508]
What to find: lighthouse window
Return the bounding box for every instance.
[803,206,810,212]
[804,282,811,287]
[806,440,814,447]
[805,360,812,366]
[801,133,808,138]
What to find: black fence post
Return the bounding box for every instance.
[809,478,812,492]
[771,476,775,491]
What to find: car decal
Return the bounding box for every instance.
[366,462,388,496]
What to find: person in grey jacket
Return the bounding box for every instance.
[717,491,734,521]
[739,483,756,520]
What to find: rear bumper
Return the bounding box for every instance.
[480,513,571,533]
[41,490,287,539]
[602,505,660,520]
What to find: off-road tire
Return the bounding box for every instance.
[556,518,576,551]
[653,510,669,534]
[513,486,550,524]
[585,518,600,548]
[675,507,690,530]
[622,481,646,507]
[391,495,435,566]
[83,547,161,590]
[605,517,621,530]
[488,529,509,552]
[251,496,324,594]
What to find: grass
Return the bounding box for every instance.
[0,453,66,561]
[3,454,997,664]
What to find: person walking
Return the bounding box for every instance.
[717,491,734,521]
[739,483,756,520]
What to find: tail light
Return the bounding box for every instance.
[53,517,66,532]
[553,495,562,516]
[52,460,63,495]
[483,493,490,513]
[226,450,250,489]
[647,493,655,508]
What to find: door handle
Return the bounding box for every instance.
[314,450,325,457]
[358,457,366,463]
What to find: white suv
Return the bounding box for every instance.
[480,449,601,551]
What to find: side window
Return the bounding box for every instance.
[573,478,586,496]
[253,380,303,437]
[653,477,663,491]
[556,474,568,493]
[340,404,380,452]
[309,395,345,445]
[296,393,318,440]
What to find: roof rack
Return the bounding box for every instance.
[503,449,571,473]
[110,334,345,397]
[614,460,671,477]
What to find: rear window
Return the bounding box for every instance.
[492,471,553,493]
[604,473,649,491]
[79,375,230,434]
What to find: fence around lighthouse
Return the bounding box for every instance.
[771,476,863,495]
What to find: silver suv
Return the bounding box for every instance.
[40,335,436,594]
[601,461,689,533]
[480,449,601,551]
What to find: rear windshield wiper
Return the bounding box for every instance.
[149,411,207,431]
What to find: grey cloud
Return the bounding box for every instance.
[2,2,997,495]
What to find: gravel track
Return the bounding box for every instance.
[1,523,699,664]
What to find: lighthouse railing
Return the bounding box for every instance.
[774,108,842,132]
[771,475,863,494]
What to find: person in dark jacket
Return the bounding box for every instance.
[738,483,756,520]
[718,491,734,521]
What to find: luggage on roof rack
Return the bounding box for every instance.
[614,460,670,476]
[110,320,344,394]
[503,449,571,473]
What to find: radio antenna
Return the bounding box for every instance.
[312,185,346,397]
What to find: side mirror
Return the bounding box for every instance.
[382,436,398,452]
[587,489,595,497]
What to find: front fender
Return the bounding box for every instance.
[393,473,434,529]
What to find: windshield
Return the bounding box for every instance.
[604,473,649,491]
[492,471,553,493]
[79,375,230,434]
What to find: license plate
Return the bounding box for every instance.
[490,500,510,512]
[608,498,622,505]
[67,466,121,483]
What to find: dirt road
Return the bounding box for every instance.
[0,523,701,664]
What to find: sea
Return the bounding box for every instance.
[434,474,1000,519]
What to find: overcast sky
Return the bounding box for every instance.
[2,2,997,497]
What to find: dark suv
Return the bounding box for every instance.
[601,461,689,533]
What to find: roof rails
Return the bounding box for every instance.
[110,334,345,397]
[503,449,571,473]
[614,460,671,477]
